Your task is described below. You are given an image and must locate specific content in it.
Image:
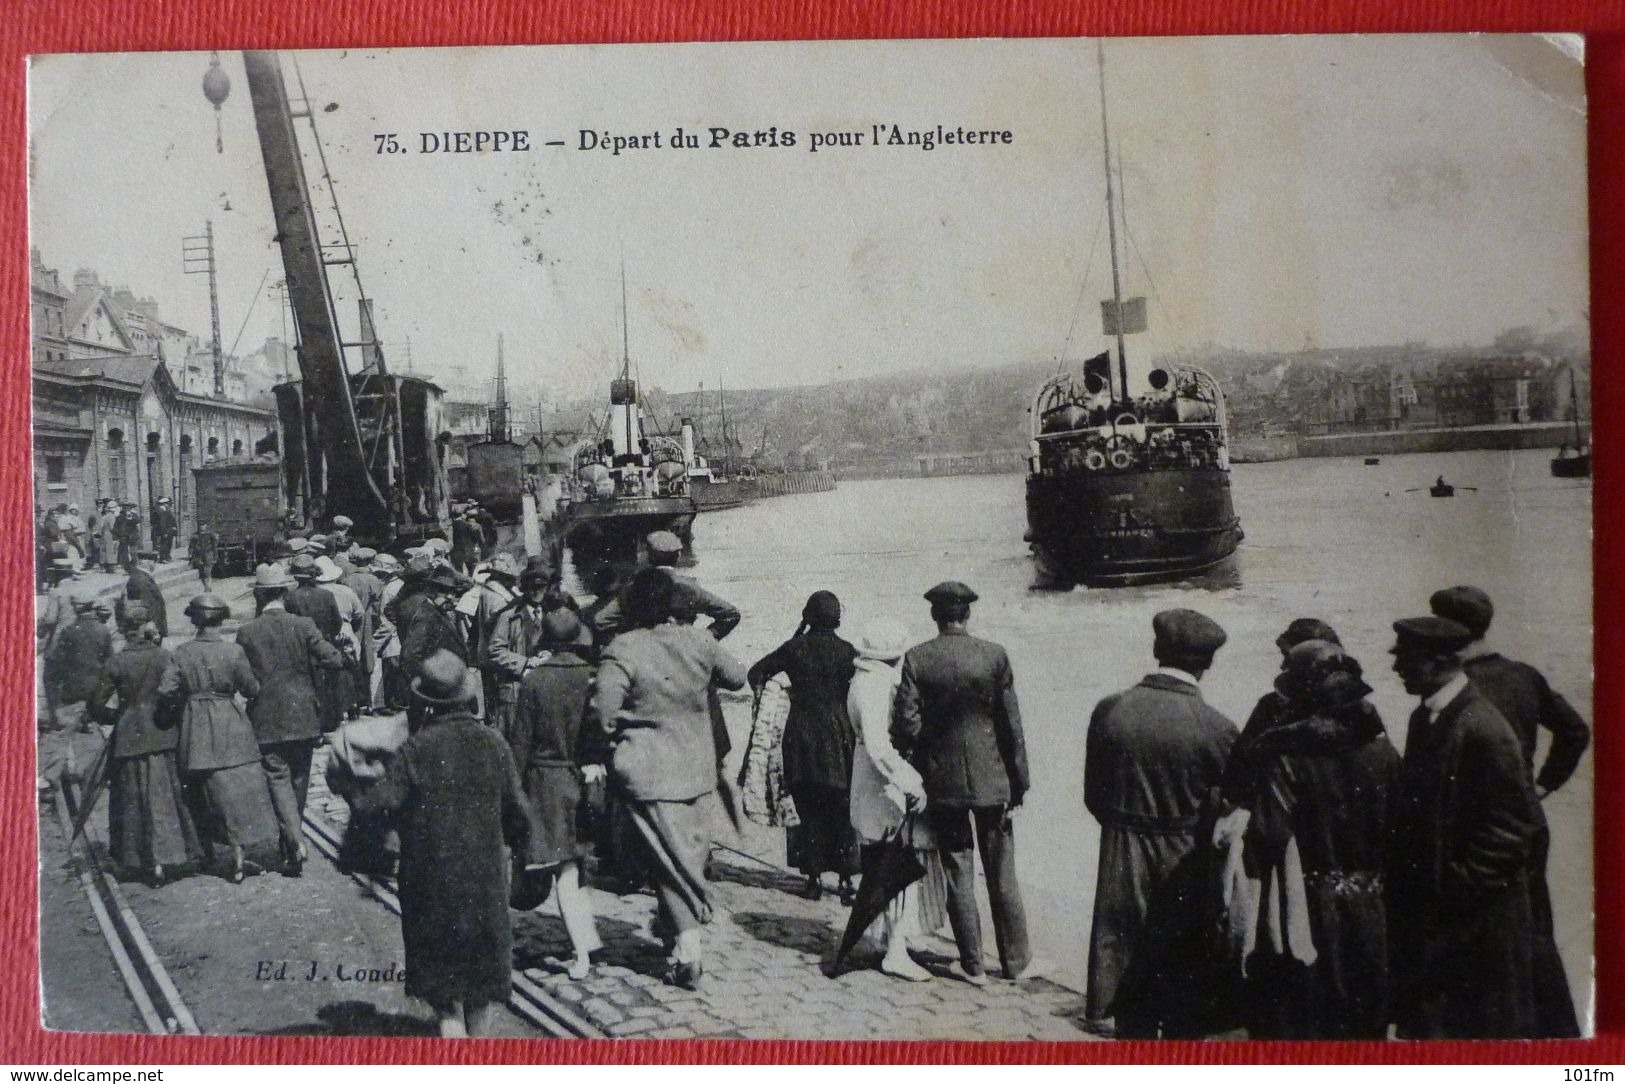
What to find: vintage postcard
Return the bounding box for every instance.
[29,35,1591,1042]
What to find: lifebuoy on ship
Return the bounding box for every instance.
[1085,449,1107,471]
[1105,435,1137,470]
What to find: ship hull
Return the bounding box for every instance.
[690,477,759,511]
[562,496,697,567]
[1025,468,1243,587]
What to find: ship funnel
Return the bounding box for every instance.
[679,417,696,465]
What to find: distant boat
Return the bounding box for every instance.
[1430,479,1455,498]
[1550,368,1591,479]
[680,387,759,512]
[1364,457,1380,466]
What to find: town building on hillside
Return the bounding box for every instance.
[1434,355,1561,427]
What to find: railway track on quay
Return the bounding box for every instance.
[47,753,605,1039]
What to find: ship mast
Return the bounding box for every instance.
[611,262,637,459]
[1098,40,1130,403]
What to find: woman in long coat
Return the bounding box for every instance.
[90,602,203,884]
[1241,641,1401,1039]
[97,501,119,573]
[355,649,533,1037]
[847,617,946,981]
[748,591,861,902]
[158,594,281,882]
[510,610,607,979]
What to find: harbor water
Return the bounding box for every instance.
[676,448,1594,1015]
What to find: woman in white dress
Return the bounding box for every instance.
[847,617,945,982]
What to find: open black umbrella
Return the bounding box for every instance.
[831,816,926,971]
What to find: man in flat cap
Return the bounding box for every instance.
[1386,615,1546,1038]
[1428,585,1585,1037]
[1429,587,1590,800]
[891,581,1033,987]
[1083,608,1236,1037]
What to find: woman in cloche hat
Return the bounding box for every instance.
[90,601,204,886]
[354,649,533,1038]
[157,594,281,882]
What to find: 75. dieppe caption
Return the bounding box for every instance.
[371,124,1015,156]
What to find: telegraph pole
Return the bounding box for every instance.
[182,221,226,397]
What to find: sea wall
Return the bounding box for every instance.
[755,469,837,497]
[1298,422,1587,459]
[1230,435,1301,463]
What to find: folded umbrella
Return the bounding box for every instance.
[831,815,926,971]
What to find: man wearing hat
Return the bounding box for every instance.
[120,552,169,640]
[892,581,1033,988]
[1429,586,1586,1037]
[317,556,367,720]
[450,506,484,576]
[1083,608,1236,1037]
[1386,615,1546,1038]
[343,549,386,713]
[96,499,119,573]
[1429,587,1590,799]
[113,501,142,569]
[37,552,86,655]
[372,553,409,710]
[41,586,115,791]
[329,514,355,554]
[189,521,220,591]
[284,554,347,731]
[465,552,525,731]
[353,649,533,1037]
[236,563,346,871]
[152,497,177,564]
[274,537,310,575]
[399,566,477,716]
[47,586,114,724]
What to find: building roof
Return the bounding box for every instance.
[34,354,272,418]
[63,284,136,353]
[36,353,158,388]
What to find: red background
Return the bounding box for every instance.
[2,0,1620,1065]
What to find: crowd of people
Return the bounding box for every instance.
[35,498,176,583]
[36,513,1590,1041]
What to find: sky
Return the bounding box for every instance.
[28,35,1588,405]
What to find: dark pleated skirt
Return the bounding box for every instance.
[107,752,205,874]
